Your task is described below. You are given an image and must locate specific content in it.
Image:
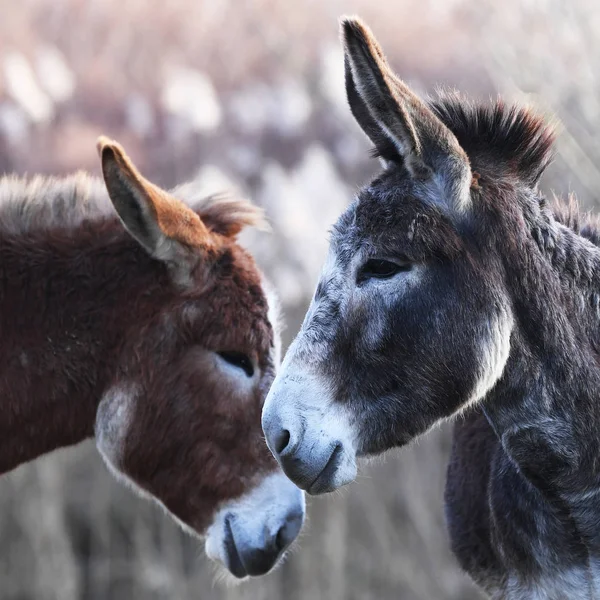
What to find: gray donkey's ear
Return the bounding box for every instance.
[341,17,471,206]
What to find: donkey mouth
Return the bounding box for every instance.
[223,514,286,578]
[223,516,247,578]
[307,442,344,495]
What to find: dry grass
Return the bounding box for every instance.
[0,0,598,598]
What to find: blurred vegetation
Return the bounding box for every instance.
[0,0,598,598]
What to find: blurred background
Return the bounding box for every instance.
[0,0,598,598]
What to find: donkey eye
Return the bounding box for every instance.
[217,352,255,378]
[358,259,411,283]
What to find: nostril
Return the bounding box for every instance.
[274,510,304,554]
[273,428,291,455]
[275,524,286,553]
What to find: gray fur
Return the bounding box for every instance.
[262,16,600,599]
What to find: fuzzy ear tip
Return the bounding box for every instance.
[96,135,122,161]
[340,15,367,39]
[96,135,112,158]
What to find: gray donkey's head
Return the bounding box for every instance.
[262,17,556,494]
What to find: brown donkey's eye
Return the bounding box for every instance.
[218,352,255,378]
[357,259,411,283]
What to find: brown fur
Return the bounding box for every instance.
[0,175,266,239]
[98,137,212,249]
[0,143,279,536]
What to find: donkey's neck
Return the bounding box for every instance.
[534,214,600,297]
[0,222,169,474]
[481,204,600,501]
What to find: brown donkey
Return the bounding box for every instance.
[0,137,305,579]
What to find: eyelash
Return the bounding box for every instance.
[217,352,255,377]
[357,259,412,284]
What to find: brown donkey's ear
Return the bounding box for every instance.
[97,136,212,277]
[341,17,471,208]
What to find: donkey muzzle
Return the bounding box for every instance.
[205,472,305,578]
[262,371,358,495]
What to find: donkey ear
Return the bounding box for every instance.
[97,136,213,273]
[341,17,471,206]
[344,53,399,163]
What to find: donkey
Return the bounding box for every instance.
[0,137,305,579]
[262,16,600,599]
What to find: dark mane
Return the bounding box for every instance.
[426,94,600,245]
[0,173,266,237]
[552,193,600,247]
[429,94,556,186]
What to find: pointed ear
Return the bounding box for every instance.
[97,136,213,276]
[341,17,471,207]
[344,53,399,163]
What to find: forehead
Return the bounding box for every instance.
[331,167,463,263]
[186,242,274,351]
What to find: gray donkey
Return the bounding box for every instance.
[262,16,600,600]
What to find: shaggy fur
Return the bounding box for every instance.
[262,16,600,599]
[0,172,265,238]
[0,153,279,535]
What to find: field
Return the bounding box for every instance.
[0,1,598,598]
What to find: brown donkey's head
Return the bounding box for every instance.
[94,138,304,579]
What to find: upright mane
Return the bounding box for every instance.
[429,94,556,186]
[0,173,265,237]
[427,94,600,248]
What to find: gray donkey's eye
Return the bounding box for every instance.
[357,259,412,284]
